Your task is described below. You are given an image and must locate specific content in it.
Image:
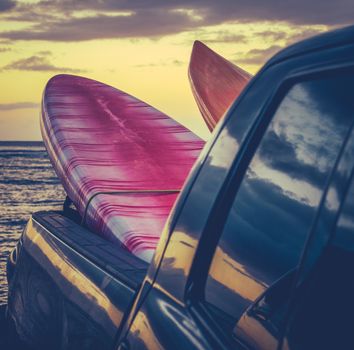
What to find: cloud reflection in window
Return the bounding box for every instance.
[205,73,354,324]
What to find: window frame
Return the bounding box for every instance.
[186,63,354,349]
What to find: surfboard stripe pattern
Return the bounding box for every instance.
[41,74,205,262]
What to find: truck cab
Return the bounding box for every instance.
[6,25,354,349]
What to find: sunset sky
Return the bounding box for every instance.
[0,0,352,140]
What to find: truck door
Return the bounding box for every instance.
[187,68,354,350]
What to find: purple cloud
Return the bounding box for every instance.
[0,1,352,42]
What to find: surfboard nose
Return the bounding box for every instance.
[189,40,252,131]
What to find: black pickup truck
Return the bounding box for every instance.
[5,25,354,350]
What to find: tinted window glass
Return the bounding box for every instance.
[204,74,354,327]
[284,176,354,350]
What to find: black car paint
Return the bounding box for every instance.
[6,25,354,349]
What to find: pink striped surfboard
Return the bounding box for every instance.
[41,74,205,262]
[189,41,252,131]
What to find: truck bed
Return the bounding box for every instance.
[6,211,149,349]
[33,211,148,289]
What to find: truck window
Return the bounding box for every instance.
[283,171,354,350]
[203,73,354,333]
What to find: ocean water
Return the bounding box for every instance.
[0,141,65,304]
